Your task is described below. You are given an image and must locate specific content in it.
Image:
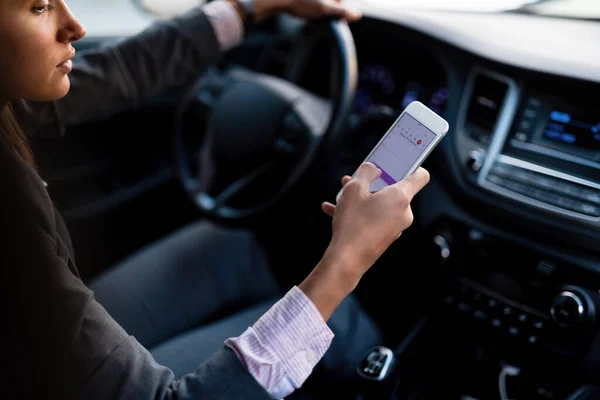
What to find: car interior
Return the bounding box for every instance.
[30,0,600,399]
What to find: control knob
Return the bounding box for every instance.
[551,289,594,328]
[467,150,484,172]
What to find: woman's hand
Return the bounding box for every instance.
[325,162,429,277]
[253,0,362,24]
[299,162,430,320]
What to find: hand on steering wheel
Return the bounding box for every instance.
[255,0,362,22]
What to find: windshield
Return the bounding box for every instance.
[138,0,204,18]
[138,0,600,20]
[362,0,599,19]
[518,0,600,19]
[360,0,542,12]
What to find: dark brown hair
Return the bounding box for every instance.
[0,100,36,168]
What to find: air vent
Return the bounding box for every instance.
[465,73,509,145]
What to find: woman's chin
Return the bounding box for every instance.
[29,77,71,102]
[51,77,71,100]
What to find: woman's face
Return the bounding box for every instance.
[0,0,86,102]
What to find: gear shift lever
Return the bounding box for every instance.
[356,318,429,400]
[358,346,395,381]
[356,346,399,400]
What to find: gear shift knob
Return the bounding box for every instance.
[358,346,395,381]
[356,346,399,400]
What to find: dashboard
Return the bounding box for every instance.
[457,68,600,227]
[352,63,447,116]
[333,13,600,397]
[296,11,600,249]
[340,26,448,117]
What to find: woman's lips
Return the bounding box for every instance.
[58,59,73,74]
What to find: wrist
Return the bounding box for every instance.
[298,248,363,321]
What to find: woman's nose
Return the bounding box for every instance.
[57,3,86,44]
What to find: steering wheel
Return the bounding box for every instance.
[174,18,357,220]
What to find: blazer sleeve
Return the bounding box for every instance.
[0,144,273,399]
[28,5,221,137]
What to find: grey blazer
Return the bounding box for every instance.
[2,6,273,400]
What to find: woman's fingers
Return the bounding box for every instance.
[321,201,336,217]
[401,167,430,199]
[323,174,360,217]
[346,162,381,195]
[318,0,362,21]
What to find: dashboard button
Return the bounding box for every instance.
[528,336,538,344]
[523,108,538,118]
[467,151,484,171]
[508,326,520,336]
[474,310,488,320]
[515,132,529,141]
[491,319,502,328]
[518,313,528,322]
[532,320,545,329]
[519,120,533,132]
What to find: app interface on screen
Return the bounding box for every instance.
[367,113,436,192]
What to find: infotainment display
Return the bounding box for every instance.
[508,95,600,164]
[541,109,600,151]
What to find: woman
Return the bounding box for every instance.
[0,0,430,399]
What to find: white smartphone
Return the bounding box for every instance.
[336,101,449,203]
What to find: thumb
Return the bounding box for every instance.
[351,162,381,192]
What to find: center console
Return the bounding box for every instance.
[450,69,600,355]
[389,216,600,400]
[439,219,600,356]
[479,88,600,223]
[409,67,600,399]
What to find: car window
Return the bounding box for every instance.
[137,0,205,18]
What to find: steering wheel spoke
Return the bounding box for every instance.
[214,162,276,207]
[290,93,333,140]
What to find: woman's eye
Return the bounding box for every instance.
[32,5,53,14]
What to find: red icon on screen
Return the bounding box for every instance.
[417,140,422,145]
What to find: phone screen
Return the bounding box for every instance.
[366,113,437,191]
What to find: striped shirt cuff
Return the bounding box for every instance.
[203,0,244,52]
[225,286,334,399]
